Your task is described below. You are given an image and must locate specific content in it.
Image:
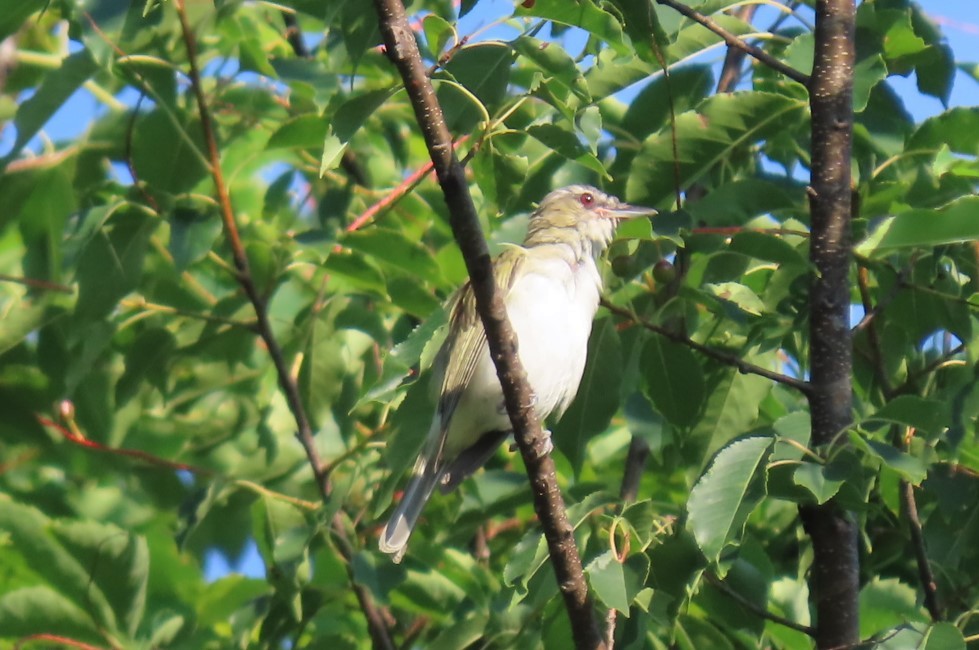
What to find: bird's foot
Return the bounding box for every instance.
[509,429,554,459]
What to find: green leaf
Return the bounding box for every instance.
[168,206,222,271]
[344,228,443,285]
[321,250,386,295]
[516,0,630,55]
[856,196,979,255]
[131,109,209,195]
[727,230,807,267]
[866,395,950,435]
[687,436,772,564]
[423,14,455,58]
[527,123,609,177]
[0,586,102,641]
[55,519,150,639]
[908,107,979,156]
[858,577,926,639]
[513,36,590,105]
[553,318,622,473]
[690,363,773,463]
[641,336,705,428]
[267,114,328,150]
[627,92,807,208]
[2,50,97,165]
[320,88,396,175]
[75,208,157,321]
[116,327,176,405]
[924,622,966,650]
[853,55,887,113]
[586,550,629,613]
[686,179,801,227]
[439,42,513,132]
[704,282,766,316]
[793,462,843,505]
[0,0,46,42]
[849,433,928,485]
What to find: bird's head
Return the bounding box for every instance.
[524,185,655,253]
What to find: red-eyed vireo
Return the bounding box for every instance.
[379,185,655,562]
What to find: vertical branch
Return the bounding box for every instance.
[800,1,859,648]
[173,4,395,649]
[371,1,604,648]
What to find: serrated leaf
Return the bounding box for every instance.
[267,114,328,150]
[527,123,610,177]
[793,462,843,505]
[344,228,443,285]
[641,336,705,428]
[2,50,97,165]
[516,0,630,55]
[856,196,979,255]
[168,207,221,271]
[586,550,629,612]
[320,88,396,175]
[687,436,772,563]
[849,434,928,485]
[627,92,807,208]
[865,395,949,435]
[858,577,926,639]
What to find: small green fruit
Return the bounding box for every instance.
[652,259,676,284]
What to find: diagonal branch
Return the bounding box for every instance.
[372,1,604,648]
[174,4,395,649]
[601,299,812,394]
[705,571,815,636]
[654,0,811,86]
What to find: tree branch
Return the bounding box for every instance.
[173,4,395,649]
[900,479,942,621]
[800,1,859,647]
[715,5,759,93]
[705,571,816,636]
[371,1,603,647]
[601,299,812,394]
[654,0,811,86]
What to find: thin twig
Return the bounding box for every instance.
[855,265,892,398]
[705,571,816,636]
[174,0,328,498]
[0,273,73,293]
[14,634,106,650]
[173,5,395,649]
[655,0,810,86]
[900,479,942,621]
[346,136,469,233]
[601,298,812,394]
[716,5,759,93]
[37,414,213,475]
[372,1,604,647]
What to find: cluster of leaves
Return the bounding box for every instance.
[0,0,977,647]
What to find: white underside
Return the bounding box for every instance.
[440,250,602,458]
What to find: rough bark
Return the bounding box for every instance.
[372,1,604,647]
[801,1,860,647]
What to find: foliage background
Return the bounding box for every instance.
[0,0,978,647]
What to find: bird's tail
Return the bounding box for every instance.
[378,461,441,563]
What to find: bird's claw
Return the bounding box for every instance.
[509,429,554,459]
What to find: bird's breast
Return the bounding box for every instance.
[504,254,601,418]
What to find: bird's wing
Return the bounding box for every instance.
[434,246,527,435]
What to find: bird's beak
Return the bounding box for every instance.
[599,202,657,221]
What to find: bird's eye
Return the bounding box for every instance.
[579,192,595,207]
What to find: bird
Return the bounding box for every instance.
[379,185,655,562]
